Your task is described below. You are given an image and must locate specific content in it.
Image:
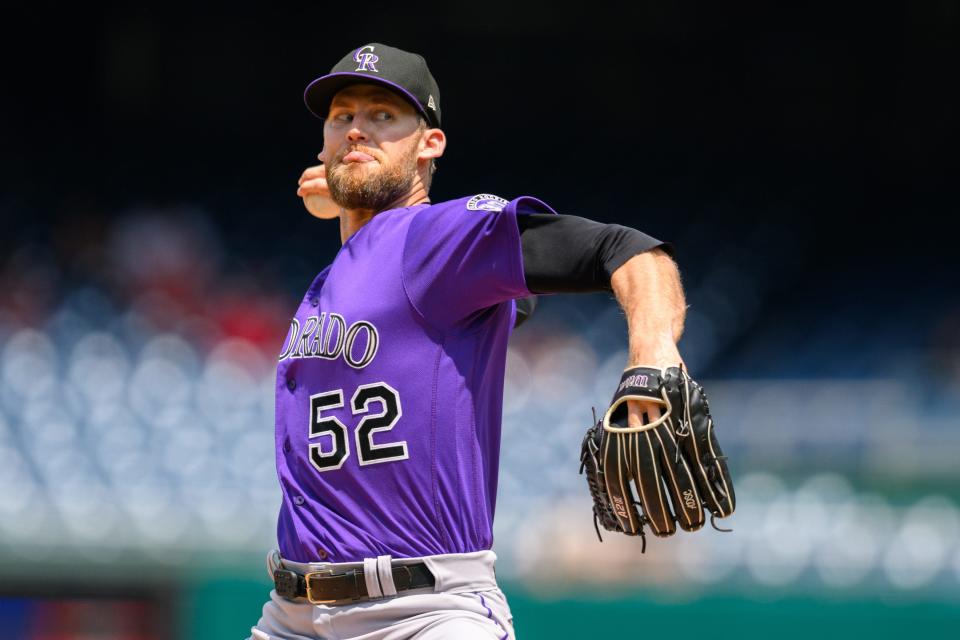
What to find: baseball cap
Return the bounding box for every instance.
[304,43,441,128]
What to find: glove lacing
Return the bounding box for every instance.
[673,364,693,464]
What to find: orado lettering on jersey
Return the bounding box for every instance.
[278,312,380,369]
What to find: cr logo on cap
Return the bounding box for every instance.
[354,45,379,72]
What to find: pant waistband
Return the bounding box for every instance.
[267,549,500,596]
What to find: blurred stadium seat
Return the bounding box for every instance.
[1,208,958,598]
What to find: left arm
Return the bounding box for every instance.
[517,213,688,426]
[610,248,686,371]
[610,249,688,429]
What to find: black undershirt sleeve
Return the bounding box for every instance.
[517,213,672,294]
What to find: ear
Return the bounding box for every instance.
[418,127,446,161]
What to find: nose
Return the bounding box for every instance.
[346,120,369,143]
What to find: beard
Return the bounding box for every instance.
[326,142,418,212]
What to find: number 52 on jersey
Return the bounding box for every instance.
[308,382,406,471]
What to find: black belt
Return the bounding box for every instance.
[274,562,435,605]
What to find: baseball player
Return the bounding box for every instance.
[249,43,734,640]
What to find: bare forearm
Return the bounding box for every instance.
[610,248,687,368]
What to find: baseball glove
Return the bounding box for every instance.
[579,365,735,551]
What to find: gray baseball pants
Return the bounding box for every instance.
[248,549,516,640]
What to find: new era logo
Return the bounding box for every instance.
[427,95,436,110]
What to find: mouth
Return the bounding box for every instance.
[340,149,378,164]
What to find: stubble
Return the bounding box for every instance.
[327,141,419,212]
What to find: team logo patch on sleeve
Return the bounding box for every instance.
[466,194,509,212]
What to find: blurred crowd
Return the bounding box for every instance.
[0,205,958,598]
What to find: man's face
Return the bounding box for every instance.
[322,84,426,211]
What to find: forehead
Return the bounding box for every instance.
[329,84,416,112]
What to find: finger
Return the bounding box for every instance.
[601,432,644,536]
[298,164,327,185]
[629,425,676,537]
[702,416,736,516]
[680,379,736,518]
[627,400,662,429]
[297,177,330,196]
[652,412,705,532]
[298,167,325,186]
[626,398,664,430]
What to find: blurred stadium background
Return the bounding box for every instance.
[2,2,958,638]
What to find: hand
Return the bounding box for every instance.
[627,397,665,430]
[580,361,735,548]
[297,161,340,219]
[626,347,686,430]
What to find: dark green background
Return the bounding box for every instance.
[182,571,960,639]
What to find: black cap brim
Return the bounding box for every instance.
[303,72,436,126]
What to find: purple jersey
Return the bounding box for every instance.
[273,194,557,563]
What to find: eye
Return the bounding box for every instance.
[373,110,393,122]
[329,111,353,124]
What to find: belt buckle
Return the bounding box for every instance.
[304,570,339,604]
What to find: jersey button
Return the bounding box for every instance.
[286,378,296,391]
[317,549,328,560]
[310,298,319,307]
[293,496,305,506]
[283,437,291,453]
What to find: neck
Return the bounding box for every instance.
[338,182,431,245]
